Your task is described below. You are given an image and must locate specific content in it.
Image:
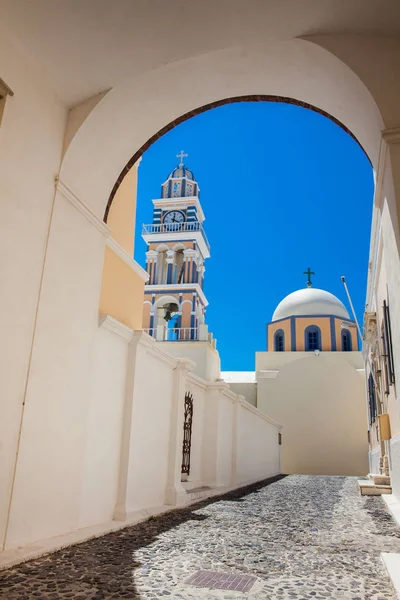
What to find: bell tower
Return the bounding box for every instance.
[142,152,211,342]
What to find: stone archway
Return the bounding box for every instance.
[103,93,371,222]
[59,38,385,221]
[6,25,400,555]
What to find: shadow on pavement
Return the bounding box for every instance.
[0,474,286,600]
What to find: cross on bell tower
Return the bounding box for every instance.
[176,150,188,167]
[303,267,315,288]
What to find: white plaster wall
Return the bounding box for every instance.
[78,321,130,528]
[2,314,281,551]
[201,384,281,489]
[4,192,107,549]
[216,393,235,488]
[390,435,400,498]
[365,143,400,491]
[201,388,219,487]
[226,382,257,407]
[123,337,176,514]
[161,341,221,381]
[379,162,400,431]
[235,401,281,485]
[369,448,381,476]
[0,27,66,549]
[256,352,368,476]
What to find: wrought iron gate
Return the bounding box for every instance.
[181,391,194,475]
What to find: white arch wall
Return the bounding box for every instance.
[60,39,384,219]
[57,35,400,502]
[307,35,400,131]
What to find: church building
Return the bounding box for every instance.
[141,159,369,478]
[142,152,209,341]
[267,269,358,353]
[225,272,368,477]
[141,153,220,381]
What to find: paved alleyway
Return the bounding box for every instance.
[1,475,400,600]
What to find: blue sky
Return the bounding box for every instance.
[134,102,374,370]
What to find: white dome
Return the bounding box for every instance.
[272,287,350,321]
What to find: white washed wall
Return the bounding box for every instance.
[5,192,108,549]
[227,381,257,407]
[118,333,176,516]
[3,328,281,552]
[78,317,131,529]
[365,149,400,493]
[201,385,220,487]
[215,392,235,488]
[390,436,400,498]
[369,448,381,476]
[235,401,281,485]
[201,382,282,490]
[160,342,221,382]
[0,28,66,550]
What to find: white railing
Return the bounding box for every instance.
[143,327,199,341]
[166,327,198,341]
[142,221,210,251]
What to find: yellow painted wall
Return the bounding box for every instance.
[100,161,142,329]
[181,301,192,328]
[143,292,193,303]
[148,241,195,251]
[107,163,138,256]
[334,318,358,351]
[143,302,151,329]
[268,317,359,352]
[295,317,332,351]
[99,246,145,330]
[351,327,358,351]
[268,319,291,351]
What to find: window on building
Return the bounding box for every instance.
[382,299,395,390]
[274,330,284,352]
[173,182,180,197]
[305,325,321,351]
[368,373,377,425]
[341,329,352,351]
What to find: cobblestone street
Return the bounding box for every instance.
[1,475,400,599]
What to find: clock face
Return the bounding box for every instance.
[163,210,185,224]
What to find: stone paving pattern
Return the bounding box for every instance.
[1,475,400,599]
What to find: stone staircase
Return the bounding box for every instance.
[358,473,392,495]
[182,482,214,502]
[185,486,213,501]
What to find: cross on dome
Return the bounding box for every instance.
[176,150,188,167]
[303,267,315,288]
